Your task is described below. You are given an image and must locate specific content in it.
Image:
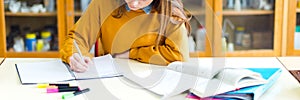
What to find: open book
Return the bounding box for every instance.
[224,68,282,100]
[123,61,268,99]
[16,54,121,84]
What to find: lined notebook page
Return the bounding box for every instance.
[16,54,121,84]
[74,54,122,79]
[16,60,74,84]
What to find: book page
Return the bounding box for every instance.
[128,69,205,99]
[16,60,74,84]
[167,61,223,79]
[121,61,210,99]
[215,68,267,88]
[191,68,267,98]
[74,54,122,79]
[192,78,248,98]
[208,93,253,100]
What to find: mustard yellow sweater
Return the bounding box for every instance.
[60,0,189,65]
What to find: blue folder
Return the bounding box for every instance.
[223,68,283,100]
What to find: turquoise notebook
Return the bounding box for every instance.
[224,68,282,100]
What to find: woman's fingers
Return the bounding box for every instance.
[73,53,88,67]
[70,56,87,72]
[84,57,95,68]
[69,53,89,73]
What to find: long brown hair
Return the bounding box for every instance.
[112,0,191,28]
[112,0,192,45]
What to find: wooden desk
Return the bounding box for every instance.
[0,57,299,100]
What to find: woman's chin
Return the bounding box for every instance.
[129,7,140,11]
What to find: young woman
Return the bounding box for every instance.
[60,0,191,72]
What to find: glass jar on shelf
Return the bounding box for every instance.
[235,26,245,46]
[25,33,37,52]
[41,31,52,51]
[241,33,251,48]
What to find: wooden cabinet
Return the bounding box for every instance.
[0,0,66,58]
[213,0,283,57]
[286,0,300,56]
[65,0,83,31]
[0,0,5,57]
[183,0,213,57]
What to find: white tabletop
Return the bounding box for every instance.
[0,57,299,100]
[0,57,5,65]
[277,57,300,70]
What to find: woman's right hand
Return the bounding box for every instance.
[69,53,93,73]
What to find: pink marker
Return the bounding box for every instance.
[47,86,80,93]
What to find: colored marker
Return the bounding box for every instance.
[62,88,90,99]
[47,86,79,89]
[37,83,70,88]
[47,86,80,93]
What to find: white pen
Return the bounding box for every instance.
[73,40,84,62]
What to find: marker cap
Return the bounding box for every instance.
[37,84,49,88]
[61,88,90,99]
[37,83,70,88]
[62,93,74,99]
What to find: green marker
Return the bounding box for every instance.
[62,88,90,99]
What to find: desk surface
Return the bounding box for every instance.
[0,57,300,100]
[277,57,300,86]
[277,57,300,70]
[0,58,5,65]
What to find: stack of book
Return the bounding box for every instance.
[186,68,282,100]
[123,61,282,100]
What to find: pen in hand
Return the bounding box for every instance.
[70,40,89,72]
[73,40,84,62]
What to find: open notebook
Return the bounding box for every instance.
[15,54,122,84]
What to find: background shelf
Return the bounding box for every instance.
[6,52,60,58]
[296,8,300,13]
[223,9,274,16]
[5,12,57,17]
[74,11,82,17]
